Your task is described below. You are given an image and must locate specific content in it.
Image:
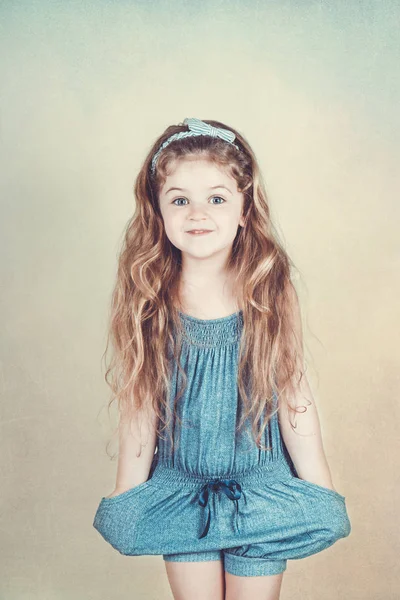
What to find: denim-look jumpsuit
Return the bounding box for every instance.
[93,310,351,577]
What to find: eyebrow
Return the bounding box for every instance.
[164,185,233,195]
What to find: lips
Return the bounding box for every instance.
[188,230,212,233]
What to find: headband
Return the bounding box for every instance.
[150,117,241,175]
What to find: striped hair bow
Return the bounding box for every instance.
[151,117,240,174]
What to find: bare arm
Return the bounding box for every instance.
[278,373,336,491]
[107,406,158,497]
[278,283,337,491]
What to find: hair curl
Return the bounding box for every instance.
[101,118,312,460]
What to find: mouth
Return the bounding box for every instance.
[187,230,213,235]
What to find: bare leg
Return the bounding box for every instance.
[164,559,225,600]
[225,571,284,600]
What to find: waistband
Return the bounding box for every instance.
[149,457,294,491]
[149,457,295,540]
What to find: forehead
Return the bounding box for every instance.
[159,158,237,193]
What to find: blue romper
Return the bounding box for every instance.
[93,310,351,577]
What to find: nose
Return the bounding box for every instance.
[188,215,209,225]
[187,204,210,218]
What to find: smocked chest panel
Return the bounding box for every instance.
[156,310,286,477]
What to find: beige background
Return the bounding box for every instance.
[1,1,399,599]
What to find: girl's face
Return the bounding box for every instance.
[158,158,246,270]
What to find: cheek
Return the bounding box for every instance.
[169,213,185,230]
[163,216,181,239]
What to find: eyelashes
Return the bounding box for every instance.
[172,196,226,206]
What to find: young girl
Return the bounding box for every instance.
[93,117,351,600]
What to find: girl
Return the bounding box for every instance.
[93,117,351,600]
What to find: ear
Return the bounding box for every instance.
[239,214,246,228]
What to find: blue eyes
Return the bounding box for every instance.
[172,196,226,206]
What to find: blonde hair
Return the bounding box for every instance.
[102,118,310,459]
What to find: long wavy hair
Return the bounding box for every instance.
[102,118,312,460]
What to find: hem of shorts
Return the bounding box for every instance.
[223,554,287,577]
[163,551,222,563]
